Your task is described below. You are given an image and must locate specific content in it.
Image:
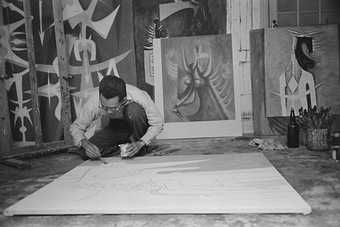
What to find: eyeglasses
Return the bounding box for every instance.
[99,98,128,112]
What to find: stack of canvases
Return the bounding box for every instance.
[151,0,242,139]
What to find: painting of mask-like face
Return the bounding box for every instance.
[159,34,235,123]
[265,25,340,117]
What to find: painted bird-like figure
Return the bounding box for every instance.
[168,44,234,121]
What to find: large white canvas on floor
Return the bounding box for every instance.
[153,35,242,139]
[4,153,311,216]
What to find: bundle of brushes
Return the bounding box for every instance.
[298,106,334,129]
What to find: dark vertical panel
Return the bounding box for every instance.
[0,7,12,153]
[250,28,285,136]
[335,24,340,131]
[132,0,159,98]
[23,0,42,145]
[52,0,72,144]
[0,77,12,154]
[0,2,12,153]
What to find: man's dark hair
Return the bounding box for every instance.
[99,76,127,101]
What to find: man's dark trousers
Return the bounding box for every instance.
[86,102,149,157]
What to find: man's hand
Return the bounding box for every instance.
[81,139,101,160]
[122,141,144,158]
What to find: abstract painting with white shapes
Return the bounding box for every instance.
[265,25,340,117]
[1,0,137,145]
[154,34,241,138]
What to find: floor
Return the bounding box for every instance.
[0,137,339,227]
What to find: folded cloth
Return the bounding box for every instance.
[249,138,287,151]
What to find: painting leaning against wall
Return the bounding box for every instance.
[154,34,242,139]
[159,34,235,123]
[265,25,340,117]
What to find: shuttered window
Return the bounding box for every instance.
[274,0,340,26]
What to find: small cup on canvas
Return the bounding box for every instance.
[119,143,129,158]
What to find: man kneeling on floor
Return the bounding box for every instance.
[70,75,164,160]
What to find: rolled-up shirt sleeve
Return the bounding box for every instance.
[69,106,99,147]
[133,90,164,145]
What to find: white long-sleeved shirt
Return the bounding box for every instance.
[70,84,164,147]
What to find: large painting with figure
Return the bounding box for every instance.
[2,0,137,146]
[265,25,340,117]
[154,34,242,139]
